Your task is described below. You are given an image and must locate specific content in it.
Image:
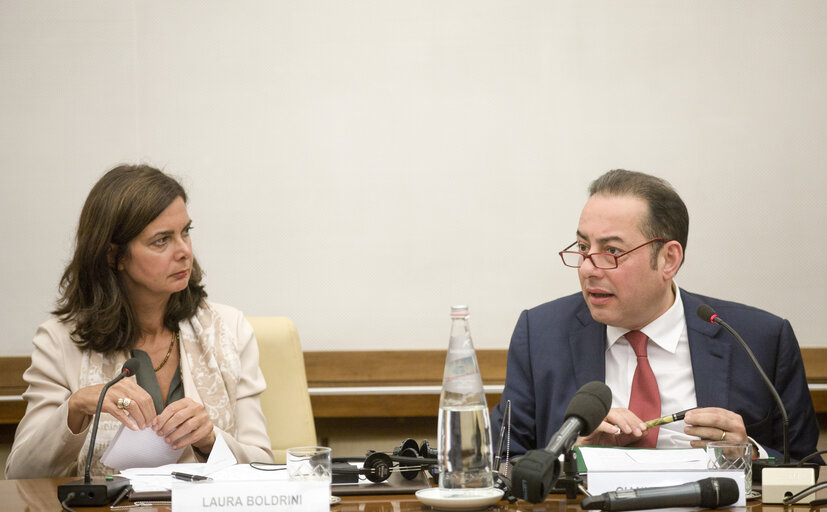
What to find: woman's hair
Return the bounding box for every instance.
[53,164,207,354]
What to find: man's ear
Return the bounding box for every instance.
[661,241,683,280]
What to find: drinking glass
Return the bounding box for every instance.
[706,441,752,496]
[286,446,332,483]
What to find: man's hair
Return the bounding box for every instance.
[53,164,207,354]
[589,169,688,267]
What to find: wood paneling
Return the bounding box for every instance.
[0,358,30,396]
[0,357,29,424]
[302,350,505,418]
[303,350,506,388]
[1,348,825,422]
[310,394,503,418]
[0,403,26,425]
[801,348,827,414]
[802,348,827,381]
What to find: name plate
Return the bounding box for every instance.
[172,480,331,512]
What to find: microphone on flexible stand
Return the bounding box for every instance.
[696,304,819,500]
[581,476,739,511]
[57,358,140,507]
[696,304,790,463]
[511,381,612,503]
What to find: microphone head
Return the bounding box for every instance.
[696,304,718,323]
[564,381,612,434]
[697,477,739,508]
[121,357,141,376]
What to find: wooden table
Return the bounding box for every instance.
[1,479,547,511]
[2,477,823,512]
[9,476,827,512]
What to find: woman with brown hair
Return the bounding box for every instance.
[5,164,273,478]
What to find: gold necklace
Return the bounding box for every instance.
[154,331,178,372]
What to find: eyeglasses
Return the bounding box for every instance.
[559,238,665,269]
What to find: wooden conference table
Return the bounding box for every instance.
[3,477,826,512]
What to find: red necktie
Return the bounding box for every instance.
[626,330,660,448]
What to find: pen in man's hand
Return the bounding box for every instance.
[644,407,697,428]
[171,471,212,482]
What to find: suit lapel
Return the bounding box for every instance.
[564,291,731,407]
[682,291,732,409]
[569,305,607,387]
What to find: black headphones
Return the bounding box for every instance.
[394,438,437,459]
[333,438,438,483]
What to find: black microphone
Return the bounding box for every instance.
[57,357,140,506]
[696,304,790,464]
[512,381,612,503]
[581,476,739,511]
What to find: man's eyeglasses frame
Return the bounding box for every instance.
[558,238,665,269]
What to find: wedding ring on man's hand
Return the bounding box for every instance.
[117,397,131,409]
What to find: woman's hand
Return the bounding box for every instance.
[152,398,216,452]
[67,380,156,433]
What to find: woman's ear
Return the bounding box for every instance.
[108,243,120,270]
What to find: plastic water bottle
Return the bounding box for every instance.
[437,305,494,491]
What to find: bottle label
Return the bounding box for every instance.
[445,355,476,380]
[443,354,481,395]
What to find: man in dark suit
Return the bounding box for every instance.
[490,169,819,461]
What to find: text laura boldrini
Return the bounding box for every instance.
[202,494,302,507]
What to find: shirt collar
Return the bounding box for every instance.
[606,283,685,353]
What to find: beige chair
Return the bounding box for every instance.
[247,317,317,463]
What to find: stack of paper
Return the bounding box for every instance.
[119,435,238,493]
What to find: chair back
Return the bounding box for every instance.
[247,316,317,463]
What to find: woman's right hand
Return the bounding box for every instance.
[67,380,156,433]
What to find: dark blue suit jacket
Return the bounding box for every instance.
[490,289,820,461]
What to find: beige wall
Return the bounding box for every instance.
[2,1,827,358]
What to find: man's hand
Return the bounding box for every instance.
[684,407,747,448]
[575,408,651,447]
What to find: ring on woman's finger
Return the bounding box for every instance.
[720,431,727,441]
[116,397,132,410]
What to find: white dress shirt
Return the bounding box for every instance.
[603,284,767,455]
[605,284,698,447]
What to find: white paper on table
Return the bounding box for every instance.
[210,463,289,481]
[100,423,185,470]
[120,462,206,492]
[577,447,707,472]
[202,434,237,474]
[118,434,238,492]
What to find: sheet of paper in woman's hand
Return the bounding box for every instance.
[100,424,185,470]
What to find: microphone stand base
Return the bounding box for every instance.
[551,449,584,499]
[762,467,817,504]
[552,475,585,500]
[57,476,130,506]
[752,459,819,483]
[494,472,518,503]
